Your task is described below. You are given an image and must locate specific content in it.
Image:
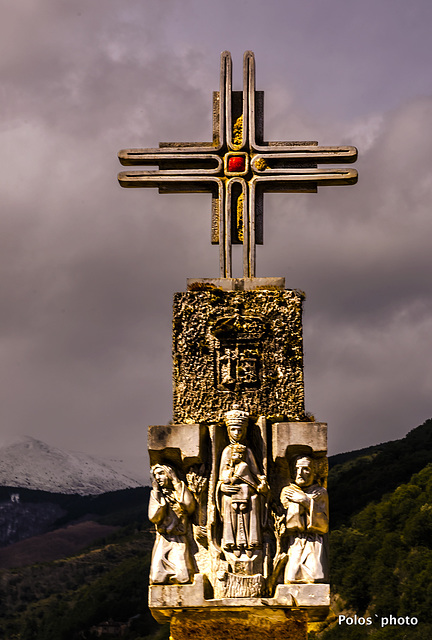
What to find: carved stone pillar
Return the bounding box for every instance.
[147,279,329,640]
[118,46,357,640]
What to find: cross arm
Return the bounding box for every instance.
[117,173,224,191]
[118,151,222,175]
[250,168,358,189]
[118,145,221,165]
[253,145,357,163]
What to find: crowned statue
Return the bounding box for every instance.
[216,406,269,559]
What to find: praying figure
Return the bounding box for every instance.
[216,406,268,557]
[280,455,329,583]
[149,463,195,584]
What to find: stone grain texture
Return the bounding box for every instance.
[173,289,305,423]
[169,608,307,640]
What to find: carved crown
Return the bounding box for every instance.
[225,404,249,427]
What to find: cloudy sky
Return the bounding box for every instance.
[1,0,432,472]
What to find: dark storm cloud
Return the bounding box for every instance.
[1,0,432,465]
[278,98,432,451]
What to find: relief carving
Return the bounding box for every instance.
[213,405,269,597]
[149,463,196,585]
[213,315,264,392]
[148,411,329,599]
[186,463,209,546]
[280,455,329,583]
[172,289,305,424]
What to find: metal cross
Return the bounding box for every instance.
[118,51,357,278]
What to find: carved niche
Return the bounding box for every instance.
[211,315,265,392]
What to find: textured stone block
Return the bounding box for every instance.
[149,575,208,621]
[274,583,330,607]
[169,608,308,640]
[173,289,305,423]
[272,422,328,459]
[148,423,205,468]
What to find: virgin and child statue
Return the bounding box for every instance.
[216,406,269,558]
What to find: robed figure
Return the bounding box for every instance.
[149,464,196,584]
[280,455,329,583]
[216,407,268,558]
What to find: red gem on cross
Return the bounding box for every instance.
[227,156,246,172]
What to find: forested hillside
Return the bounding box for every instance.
[321,419,432,639]
[0,519,167,639]
[319,461,432,640]
[328,418,432,527]
[0,486,150,547]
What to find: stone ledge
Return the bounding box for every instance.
[149,575,208,618]
[187,277,286,291]
[148,423,205,467]
[274,583,330,607]
[272,422,328,458]
[149,575,329,623]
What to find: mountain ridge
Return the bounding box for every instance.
[0,436,147,495]
[328,417,432,527]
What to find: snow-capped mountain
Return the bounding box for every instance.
[0,436,148,495]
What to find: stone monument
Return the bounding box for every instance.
[118,51,357,640]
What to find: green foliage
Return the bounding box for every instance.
[326,461,432,639]
[328,418,432,527]
[0,526,164,640]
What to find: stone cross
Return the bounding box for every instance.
[118,51,357,278]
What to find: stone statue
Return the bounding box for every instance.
[149,463,196,584]
[216,406,268,558]
[280,455,328,583]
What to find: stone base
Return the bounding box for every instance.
[169,607,308,640]
[274,583,330,608]
[149,574,329,624]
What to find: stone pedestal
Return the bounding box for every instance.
[169,608,308,640]
[149,574,329,622]
[149,575,329,640]
[148,280,330,639]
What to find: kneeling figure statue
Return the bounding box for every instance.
[280,455,328,583]
[149,463,196,584]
